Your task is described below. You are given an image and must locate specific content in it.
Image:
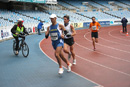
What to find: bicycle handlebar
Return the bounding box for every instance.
[18,33,29,37]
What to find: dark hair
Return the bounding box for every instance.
[92,16,95,19]
[64,15,69,20]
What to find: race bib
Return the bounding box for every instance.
[92,26,97,30]
[50,33,58,41]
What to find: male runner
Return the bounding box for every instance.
[63,15,76,65]
[45,14,72,74]
[89,17,101,51]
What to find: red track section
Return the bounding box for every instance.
[40,25,130,87]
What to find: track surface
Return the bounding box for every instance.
[0,33,99,87]
[40,25,130,87]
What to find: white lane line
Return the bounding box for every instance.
[84,33,130,54]
[76,54,130,77]
[75,30,130,63]
[99,37,130,47]
[75,42,130,63]
[98,31,130,47]
[108,29,130,42]
[39,39,103,87]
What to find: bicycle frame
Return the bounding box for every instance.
[18,38,25,51]
[13,33,29,57]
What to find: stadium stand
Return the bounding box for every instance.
[0,0,130,27]
[0,9,39,26]
[78,11,119,21]
[47,10,91,22]
[105,10,130,19]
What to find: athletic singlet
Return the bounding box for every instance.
[49,23,63,43]
[89,22,101,32]
[64,23,72,39]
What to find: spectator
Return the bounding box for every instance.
[37,20,44,35]
[121,16,128,33]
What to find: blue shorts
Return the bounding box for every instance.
[52,40,64,50]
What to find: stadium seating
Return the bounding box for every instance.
[0,0,130,27]
[48,10,90,22]
[0,9,39,26]
[58,1,77,10]
[105,10,130,19]
[79,11,120,21]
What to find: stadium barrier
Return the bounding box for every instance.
[0,23,51,41]
[71,23,83,28]
[83,21,110,27]
[0,20,130,41]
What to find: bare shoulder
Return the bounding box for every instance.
[59,24,64,27]
[70,24,74,29]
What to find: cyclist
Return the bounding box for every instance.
[11,18,29,55]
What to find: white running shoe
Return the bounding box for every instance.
[58,68,64,74]
[67,63,72,72]
[73,59,76,65]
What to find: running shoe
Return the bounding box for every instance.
[73,59,76,65]
[67,63,72,72]
[93,48,96,51]
[58,68,64,74]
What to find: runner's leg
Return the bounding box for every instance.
[60,51,70,65]
[55,46,63,68]
[60,50,72,72]
[70,45,75,60]
[92,37,96,49]
[63,43,69,54]
[70,45,76,65]
[95,38,98,43]
[63,43,71,59]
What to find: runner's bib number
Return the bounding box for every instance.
[50,33,58,41]
[92,26,97,30]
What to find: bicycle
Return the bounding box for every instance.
[13,33,29,57]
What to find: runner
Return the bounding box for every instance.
[45,14,72,74]
[89,17,101,51]
[63,15,76,65]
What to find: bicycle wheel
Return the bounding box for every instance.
[13,41,19,55]
[22,42,29,57]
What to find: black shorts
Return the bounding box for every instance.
[91,32,98,38]
[64,37,74,46]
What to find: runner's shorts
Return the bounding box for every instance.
[52,40,64,50]
[91,32,98,38]
[64,37,74,46]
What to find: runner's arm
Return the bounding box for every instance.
[70,24,76,36]
[98,23,101,30]
[59,24,69,39]
[88,23,91,32]
[45,26,49,39]
[59,24,68,35]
